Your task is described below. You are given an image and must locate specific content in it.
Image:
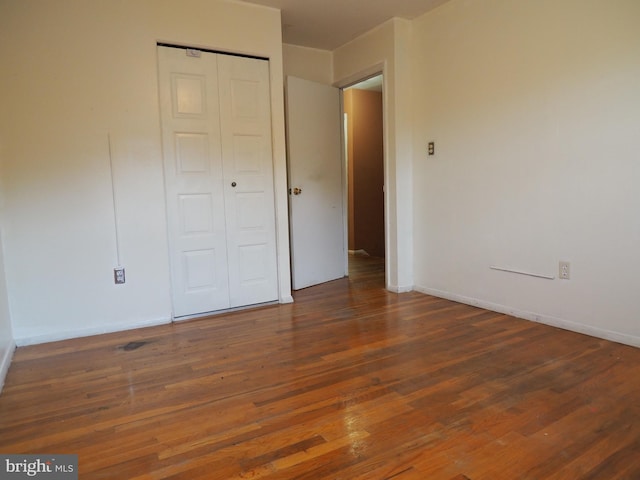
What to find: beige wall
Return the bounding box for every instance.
[0,0,291,345]
[334,18,414,292]
[411,0,640,346]
[283,44,333,84]
[344,89,385,257]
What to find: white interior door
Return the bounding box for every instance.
[286,76,346,290]
[158,46,278,317]
[158,46,230,317]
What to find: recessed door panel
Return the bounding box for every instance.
[179,194,213,235]
[172,74,206,117]
[175,133,210,174]
[230,80,260,119]
[232,135,262,173]
[235,192,267,230]
[238,244,268,284]
[183,249,217,291]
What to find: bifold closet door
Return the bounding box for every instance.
[158,46,278,318]
[217,55,279,309]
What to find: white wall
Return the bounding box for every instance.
[333,19,414,292]
[283,44,333,84]
[0,0,291,345]
[412,0,640,346]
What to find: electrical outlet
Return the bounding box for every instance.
[114,267,126,284]
[428,142,435,156]
[559,261,570,280]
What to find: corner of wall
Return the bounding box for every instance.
[0,185,15,394]
[0,339,15,394]
[0,228,14,394]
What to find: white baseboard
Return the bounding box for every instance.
[415,286,640,349]
[387,285,413,293]
[0,339,16,394]
[280,295,294,304]
[15,317,172,347]
[174,300,282,322]
[16,297,296,346]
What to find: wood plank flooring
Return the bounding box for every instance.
[1,255,640,479]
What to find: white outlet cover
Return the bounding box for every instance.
[559,261,570,280]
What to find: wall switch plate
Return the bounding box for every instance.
[559,261,570,280]
[114,267,126,284]
[428,142,435,156]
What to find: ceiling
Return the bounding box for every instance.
[239,0,450,51]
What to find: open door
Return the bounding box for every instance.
[285,76,346,290]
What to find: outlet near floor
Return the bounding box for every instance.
[559,261,570,280]
[114,267,126,284]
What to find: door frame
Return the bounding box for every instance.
[337,68,388,284]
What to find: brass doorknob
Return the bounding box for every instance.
[292,187,302,195]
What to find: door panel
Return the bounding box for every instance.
[175,133,210,173]
[178,194,213,234]
[183,249,217,291]
[158,46,230,316]
[286,76,346,290]
[217,55,279,308]
[172,74,206,116]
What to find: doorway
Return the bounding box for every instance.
[343,74,385,279]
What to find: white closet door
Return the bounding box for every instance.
[217,55,279,308]
[158,46,230,317]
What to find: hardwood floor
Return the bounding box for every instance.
[1,255,639,479]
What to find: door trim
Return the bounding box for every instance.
[157,42,267,61]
